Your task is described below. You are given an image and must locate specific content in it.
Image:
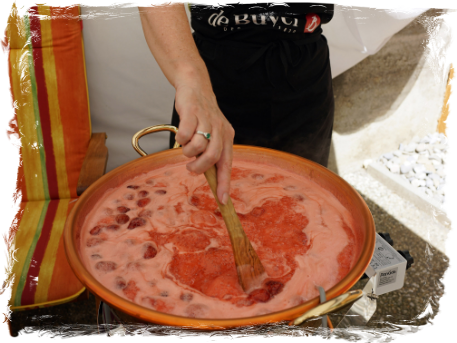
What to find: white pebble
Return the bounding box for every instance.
[363,159,373,169]
[401,165,412,174]
[415,144,427,152]
[393,150,402,157]
[411,179,421,187]
[389,163,400,173]
[383,152,394,160]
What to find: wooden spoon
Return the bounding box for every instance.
[204,164,266,292]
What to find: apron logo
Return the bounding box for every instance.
[208,10,229,27]
[304,13,320,33]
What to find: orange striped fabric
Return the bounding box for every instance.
[7,4,90,309]
[8,4,91,202]
[9,199,85,309]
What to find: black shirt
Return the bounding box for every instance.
[190,3,334,43]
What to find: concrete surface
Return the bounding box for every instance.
[367,161,450,227]
[328,9,451,175]
[11,170,457,343]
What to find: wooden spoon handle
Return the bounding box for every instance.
[204,165,265,292]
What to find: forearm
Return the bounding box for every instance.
[138,4,211,90]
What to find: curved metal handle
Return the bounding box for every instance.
[132,124,180,156]
[289,289,363,326]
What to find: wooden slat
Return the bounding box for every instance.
[77,132,108,196]
[0,260,13,343]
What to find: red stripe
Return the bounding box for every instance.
[29,7,59,200]
[20,200,59,305]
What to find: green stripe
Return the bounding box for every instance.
[24,14,50,201]
[14,200,50,306]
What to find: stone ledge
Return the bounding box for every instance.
[367,161,450,227]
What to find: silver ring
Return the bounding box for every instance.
[196,131,211,140]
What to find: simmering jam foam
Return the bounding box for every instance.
[80,160,357,319]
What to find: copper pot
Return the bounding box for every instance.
[64,126,375,330]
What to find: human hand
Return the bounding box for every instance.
[174,83,234,205]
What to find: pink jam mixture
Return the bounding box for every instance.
[80,160,357,319]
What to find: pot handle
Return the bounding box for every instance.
[132,124,180,156]
[289,289,363,326]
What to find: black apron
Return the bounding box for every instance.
[169,30,334,167]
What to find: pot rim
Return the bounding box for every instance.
[64,145,376,329]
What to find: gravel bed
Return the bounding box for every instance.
[373,132,448,204]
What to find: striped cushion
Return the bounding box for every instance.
[8,5,91,202]
[7,4,91,309]
[9,199,85,310]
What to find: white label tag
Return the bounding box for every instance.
[378,267,398,287]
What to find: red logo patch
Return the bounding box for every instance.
[304,13,320,33]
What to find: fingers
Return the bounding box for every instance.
[215,136,233,205]
[175,113,197,146]
[182,130,209,158]
[186,125,223,174]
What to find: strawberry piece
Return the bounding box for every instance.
[122,280,140,301]
[138,209,153,218]
[115,214,130,224]
[169,230,210,252]
[184,304,208,318]
[137,198,151,207]
[250,207,265,217]
[294,194,305,201]
[144,245,157,259]
[180,293,193,302]
[128,217,146,230]
[106,224,120,231]
[86,237,104,247]
[248,288,271,303]
[95,261,117,272]
[90,225,104,235]
[189,195,200,207]
[265,280,284,296]
[117,206,130,213]
[138,190,149,198]
[174,202,184,214]
[124,193,134,200]
[115,276,127,289]
[143,297,174,312]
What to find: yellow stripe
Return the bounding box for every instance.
[34,199,69,304]
[11,288,87,312]
[79,5,92,134]
[9,201,45,306]
[3,0,28,49]
[38,5,71,199]
[9,18,45,202]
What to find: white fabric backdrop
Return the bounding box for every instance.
[80,5,426,172]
